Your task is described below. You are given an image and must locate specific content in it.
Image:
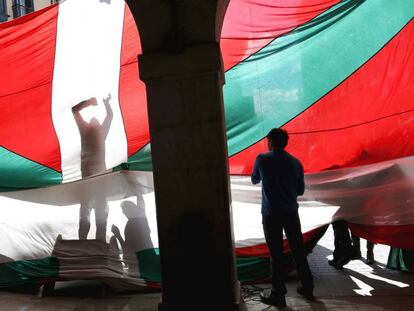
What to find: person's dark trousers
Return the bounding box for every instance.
[262,210,314,297]
[332,220,353,262]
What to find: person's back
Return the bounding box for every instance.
[253,150,304,216]
[252,128,313,307]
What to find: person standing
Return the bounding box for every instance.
[351,234,375,264]
[252,128,314,307]
[72,94,113,240]
[329,220,353,269]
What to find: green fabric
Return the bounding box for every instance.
[136,226,328,284]
[0,257,59,288]
[137,248,272,284]
[0,251,270,287]
[0,224,327,288]
[387,248,414,272]
[137,248,161,283]
[117,144,153,172]
[121,0,414,170]
[0,251,297,287]
[0,147,61,191]
[236,256,270,283]
[223,0,414,156]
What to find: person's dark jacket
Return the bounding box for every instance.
[252,149,305,215]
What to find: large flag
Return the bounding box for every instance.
[0,0,148,190]
[1,0,414,288]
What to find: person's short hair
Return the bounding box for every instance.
[267,128,289,149]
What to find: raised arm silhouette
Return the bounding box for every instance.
[72,94,113,240]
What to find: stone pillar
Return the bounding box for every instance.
[138,43,240,310]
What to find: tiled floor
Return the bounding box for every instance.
[1,226,414,310]
[245,226,414,310]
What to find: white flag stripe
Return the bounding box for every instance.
[51,0,127,182]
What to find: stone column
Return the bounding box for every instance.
[139,43,239,310]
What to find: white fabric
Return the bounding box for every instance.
[2,156,414,285]
[51,0,127,182]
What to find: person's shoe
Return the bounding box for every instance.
[350,248,362,260]
[297,286,315,301]
[328,259,344,270]
[366,249,375,265]
[330,251,353,269]
[260,291,286,307]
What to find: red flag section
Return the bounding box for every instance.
[220,0,341,70]
[0,5,60,172]
[229,19,414,174]
[0,0,414,287]
[119,7,149,157]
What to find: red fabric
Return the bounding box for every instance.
[220,0,341,71]
[349,223,414,250]
[235,226,325,257]
[229,19,414,175]
[118,0,342,155]
[119,8,149,157]
[0,5,61,172]
[146,281,161,289]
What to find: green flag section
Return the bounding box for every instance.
[229,18,414,174]
[121,0,414,172]
[0,257,58,288]
[136,226,328,287]
[0,147,61,191]
[2,0,414,184]
[0,2,150,189]
[117,144,153,172]
[137,248,161,284]
[220,0,342,71]
[0,253,270,288]
[2,0,414,293]
[223,0,414,157]
[387,248,414,272]
[0,251,271,288]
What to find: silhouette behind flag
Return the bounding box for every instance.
[72,94,113,240]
